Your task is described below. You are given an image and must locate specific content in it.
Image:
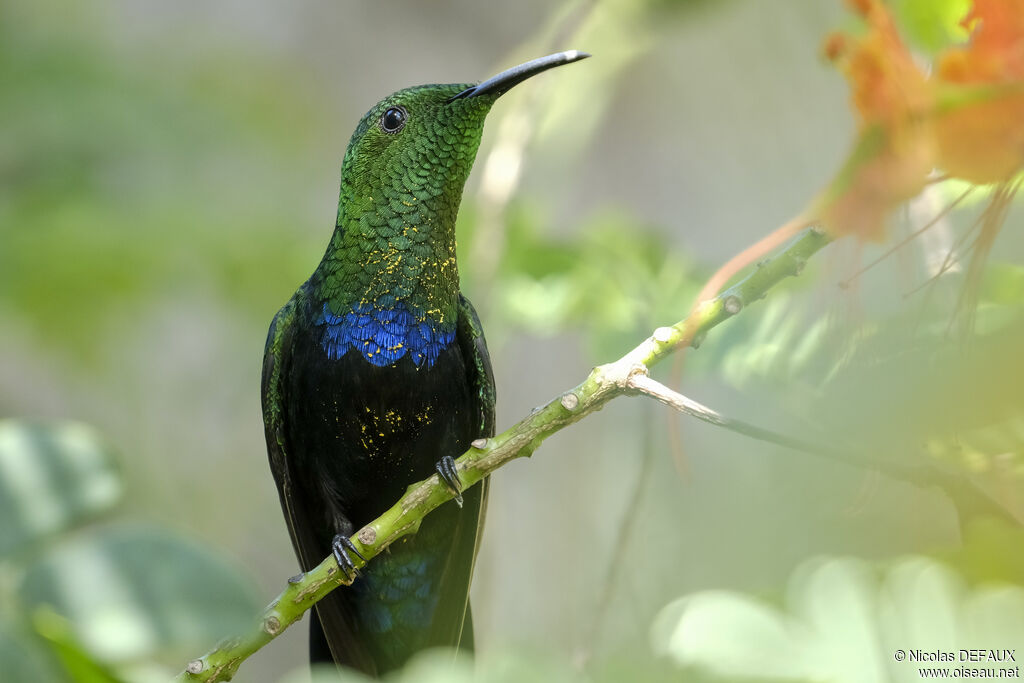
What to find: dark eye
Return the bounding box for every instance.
[380,106,407,133]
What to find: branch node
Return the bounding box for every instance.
[627,364,649,381]
[690,331,707,349]
[471,437,489,449]
[809,224,826,236]
[263,616,281,636]
[560,392,579,411]
[357,527,377,545]
[723,295,743,315]
[287,573,304,585]
[652,326,674,343]
[792,257,807,276]
[186,660,204,675]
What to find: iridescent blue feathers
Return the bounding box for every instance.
[319,301,456,367]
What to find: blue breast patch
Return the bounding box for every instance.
[318,301,456,367]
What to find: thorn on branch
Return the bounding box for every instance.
[471,437,489,449]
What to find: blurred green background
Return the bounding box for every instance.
[2,0,1023,681]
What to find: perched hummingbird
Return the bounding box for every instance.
[261,51,588,675]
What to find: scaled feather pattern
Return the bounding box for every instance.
[319,301,456,367]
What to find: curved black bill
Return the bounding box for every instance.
[449,50,590,101]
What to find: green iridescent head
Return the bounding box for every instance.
[335,84,492,228]
[335,50,589,229]
[319,52,589,349]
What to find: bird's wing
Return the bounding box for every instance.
[458,294,497,438]
[261,293,377,674]
[421,293,496,650]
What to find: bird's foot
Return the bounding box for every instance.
[435,455,463,508]
[331,534,367,579]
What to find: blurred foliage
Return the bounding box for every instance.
[0,421,261,682]
[0,421,120,557]
[2,0,1024,681]
[703,258,1024,494]
[0,0,323,366]
[829,0,970,57]
[460,202,703,358]
[501,0,731,160]
[33,609,123,683]
[652,547,1024,682]
[299,650,581,683]
[283,647,687,683]
[0,617,67,683]
[891,0,971,53]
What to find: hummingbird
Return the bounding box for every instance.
[261,51,589,675]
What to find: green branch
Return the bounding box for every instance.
[174,226,833,683]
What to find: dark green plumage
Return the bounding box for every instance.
[261,52,586,676]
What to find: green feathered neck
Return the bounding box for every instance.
[313,84,494,331]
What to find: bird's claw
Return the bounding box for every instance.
[436,455,463,508]
[332,534,366,579]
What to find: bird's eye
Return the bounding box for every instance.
[380,106,407,133]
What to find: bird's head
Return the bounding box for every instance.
[335,51,589,227]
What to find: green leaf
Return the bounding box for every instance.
[0,420,122,557]
[18,523,261,665]
[33,607,124,683]
[651,591,813,680]
[892,0,970,54]
[0,617,66,683]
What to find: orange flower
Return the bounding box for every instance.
[935,0,1024,184]
[820,0,935,240]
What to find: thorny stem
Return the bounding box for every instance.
[175,227,833,683]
